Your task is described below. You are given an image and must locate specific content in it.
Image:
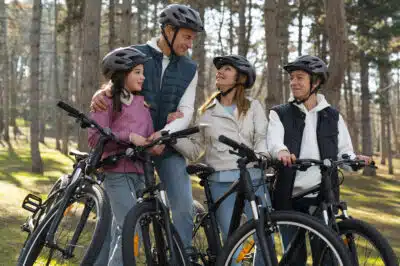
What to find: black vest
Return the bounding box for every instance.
[271,103,340,210]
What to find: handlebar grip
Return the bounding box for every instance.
[218,135,241,150]
[170,126,199,139]
[57,101,81,117]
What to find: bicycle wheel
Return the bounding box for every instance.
[17,183,110,266]
[122,200,189,266]
[217,211,353,266]
[336,218,398,266]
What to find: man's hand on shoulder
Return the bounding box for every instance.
[90,85,112,112]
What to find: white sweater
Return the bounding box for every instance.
[266,94,355,195]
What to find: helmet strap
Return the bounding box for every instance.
[161,25,179,58]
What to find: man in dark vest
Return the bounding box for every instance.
[266,55,371,265]
[91,4,204,264]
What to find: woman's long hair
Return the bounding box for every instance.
[199,72,250,117]
[101,72,130,113]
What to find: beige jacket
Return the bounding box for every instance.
[174,97,268,171]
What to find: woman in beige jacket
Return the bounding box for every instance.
[173,55,270,266]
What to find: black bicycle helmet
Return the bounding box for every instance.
[158,4,204,32]
[283,55,329,84]
[213,55,256,88]
[102,46,151,80]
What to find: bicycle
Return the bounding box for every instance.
[287,156,398,266]
[187,134,353,266]
[17,101,121,265]
[120,126,201,265]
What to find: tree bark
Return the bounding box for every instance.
[228,0,234,54]
[79,0,101,151]
[54,0,62,150]
[297,0,303,56]
[346,53,359,153]
[244,0,252,57]
[192,2,205,113]
[61,3,73,155]
[323,0,347,108]
[359,46,376,175]
[121,0,132,46]
[108,0,116,50]
[277,0,290,103]
[264,0,281,111]
[0,0,10,142]
[30,0,44,173]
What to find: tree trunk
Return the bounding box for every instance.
[61,16,72,155]
[120,0,132,46]
[264,0,281,111]
[278,0,290,103]
[228,0,234,54]
[359,51,375,175]
[10,53,17,136]
[238,0,248,56]
[378,55,393,173]
[0,0,9,142]
[108,0,116,50]
[378,59,389,165]
[297,0,303,56]
[136,0,142,44]
[389,106,400,152]
[30,0,44,173]
[346,53,359,153]
[192,2,205,113]
[79,0,101,151]
[150,0,158,37]
[54,0,61,150]
[245,0,252,57]
[323,0,347,108]
[39,61,46,144]
[217,0,225,55]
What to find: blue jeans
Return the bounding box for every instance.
[209,177,272,266]
[95,172,145,266]
[154,153,193,248]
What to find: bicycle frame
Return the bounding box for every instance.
[197,156,277,266]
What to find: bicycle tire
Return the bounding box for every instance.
[217,211,353,266]
[337,218,398,266]
[122,200,189,266]
[17,183,110,266]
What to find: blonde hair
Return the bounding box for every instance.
[199,73,250,117]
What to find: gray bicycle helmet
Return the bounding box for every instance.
[213,55,256,88]
[102,47,150,80]
[158,4,204,32]
[283,55,329,84]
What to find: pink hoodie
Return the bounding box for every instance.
[88,95,154,173]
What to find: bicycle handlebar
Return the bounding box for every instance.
[218,134,280,167]
[291,157,376,172]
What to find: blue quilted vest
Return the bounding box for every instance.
[133,44,197,131]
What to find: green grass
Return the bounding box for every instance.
[0,129,399,265]
[0,137,74,265]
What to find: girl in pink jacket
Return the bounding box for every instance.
[88,47,153,266]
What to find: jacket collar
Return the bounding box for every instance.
[207,98,240,121]
[120,92,134,106]
[289,94,330,113]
